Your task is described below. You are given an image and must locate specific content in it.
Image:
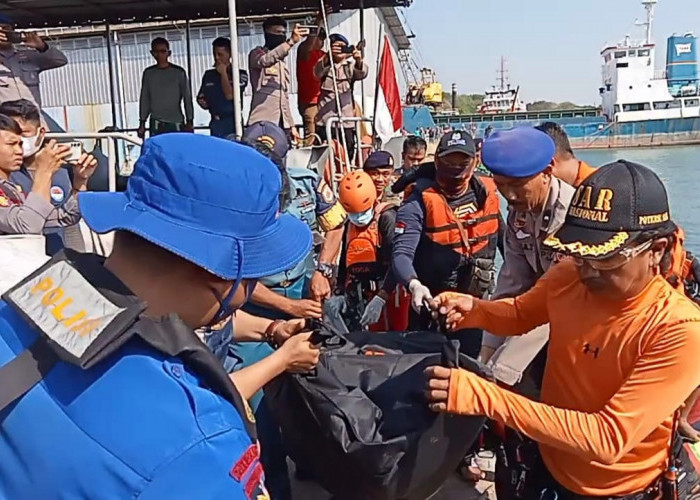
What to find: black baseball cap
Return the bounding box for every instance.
[364,150,394,171]
[242,121,289,161]
[437,131,476,158]
[544,160,676,259]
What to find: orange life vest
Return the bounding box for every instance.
[344,202,410,331]
[345,202,394,278]
[421,176,501,256]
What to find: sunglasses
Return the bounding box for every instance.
[573,239,653,271]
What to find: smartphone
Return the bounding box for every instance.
[65,141,83,162]
[298,25,320,36]
[341,44,355,54]
[4,31,25,44]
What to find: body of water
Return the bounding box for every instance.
[578,146,700,253]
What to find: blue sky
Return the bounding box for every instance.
[402,0,700,105]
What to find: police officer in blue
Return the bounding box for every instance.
[243,121,346,312]
[0,134,318,498]
[227,121,346,499]
[1,98,86,254]
[197,37,249,138]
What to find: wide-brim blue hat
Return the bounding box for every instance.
[79,134,312,280]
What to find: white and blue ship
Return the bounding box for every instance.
[407,0,700,149]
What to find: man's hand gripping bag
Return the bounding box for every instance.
[264,324,490,500]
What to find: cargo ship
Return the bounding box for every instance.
[405,0,700,149]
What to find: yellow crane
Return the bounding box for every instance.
[405,68,444,109]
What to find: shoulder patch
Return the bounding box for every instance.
[6,261,125,359]
[319,181,335,204]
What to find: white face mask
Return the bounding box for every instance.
[21,132,43,158]
[348,207,375,227]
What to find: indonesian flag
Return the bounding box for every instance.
[374,37,403,145]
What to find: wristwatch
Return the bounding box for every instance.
[316,262,335,279]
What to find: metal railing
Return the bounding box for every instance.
[324,116,374,189]
[46,131,143,192]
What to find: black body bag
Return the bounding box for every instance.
[264,323,490,500]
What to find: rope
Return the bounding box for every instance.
[319,0,351,173]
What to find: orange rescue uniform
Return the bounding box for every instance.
[445,260,700,496]
[344,203,410,331]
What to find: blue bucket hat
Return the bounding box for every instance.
[482,127,555,178]
[79,134,312,280]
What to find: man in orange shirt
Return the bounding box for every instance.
[427,160,700,498]
[535,121,595,187]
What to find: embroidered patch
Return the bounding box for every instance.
[6,261,125,358]
[230,444,258,481]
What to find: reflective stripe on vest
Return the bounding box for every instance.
[420,178,500,255]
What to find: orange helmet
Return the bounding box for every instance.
[338,171,377,213]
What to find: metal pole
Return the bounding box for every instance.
[320,1,349,167]
[105,24,117,128]
[359,0,365,113]
[113,31,127,130]
[227,0,243,138]
[371,25,384,141]
[105,23,120,189]
[185,19,193,86]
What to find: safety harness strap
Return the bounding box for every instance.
[0,338,57,413]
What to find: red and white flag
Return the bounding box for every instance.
[374,37,403,145]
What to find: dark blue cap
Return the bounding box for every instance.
[329,33,350,46]
[242,121,289,162]
[0,14,12,25]
[364,150,394,171]
[482,127,556,178]
[79,133,312,280]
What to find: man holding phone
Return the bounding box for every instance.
[0,15,67,110]
[314,33,368,160]
[0,111,96,237]
[297,11,329,144]
[248,17,304,142]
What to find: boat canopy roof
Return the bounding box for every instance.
[5,0,412,28]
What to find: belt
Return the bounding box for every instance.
[212,114,234,121]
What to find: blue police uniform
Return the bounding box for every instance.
[198,67,249,138]
[10,166,73,255]
[232,166,344,500]
[0,134,313,500]
[0,253,267,500]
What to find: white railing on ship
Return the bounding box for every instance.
[46,132,143,193]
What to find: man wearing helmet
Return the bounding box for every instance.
[391,130,503,357]
[327,153,408,331]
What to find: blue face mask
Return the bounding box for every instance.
[348,207,375,227]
